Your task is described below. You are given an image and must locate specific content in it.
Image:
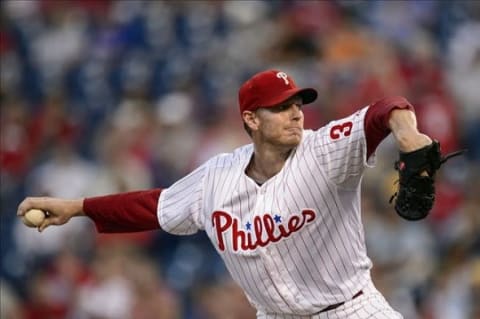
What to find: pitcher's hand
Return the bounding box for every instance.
[17,197,84,232]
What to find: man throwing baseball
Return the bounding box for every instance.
[19,69,455,318]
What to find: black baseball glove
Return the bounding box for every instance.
[389,140,465,221]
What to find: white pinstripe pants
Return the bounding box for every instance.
[256,281,403,319]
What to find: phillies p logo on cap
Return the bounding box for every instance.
[276,72,290,85]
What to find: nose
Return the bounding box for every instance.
[290,103,303,120]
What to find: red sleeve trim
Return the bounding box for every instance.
[364,96,415,159]
[83,189,162,233]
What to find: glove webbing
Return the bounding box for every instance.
[389,148,466,205]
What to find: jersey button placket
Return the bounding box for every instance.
[254,187,267,255]
[266,247,303,306]
[253,187,266,217]
[256,187,304,308]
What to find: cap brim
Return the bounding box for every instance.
[259,88,318,109]
[297,88,317,105]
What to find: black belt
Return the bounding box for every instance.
[318,290,363,313]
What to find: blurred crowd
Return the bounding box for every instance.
[1,1,479,319]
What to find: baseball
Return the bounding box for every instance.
[22,209,46,227]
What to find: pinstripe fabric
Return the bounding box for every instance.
[158,107,401,317]
[257,281,403,318]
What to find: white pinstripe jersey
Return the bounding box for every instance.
[158,107,375,315]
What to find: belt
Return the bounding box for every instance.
[318,290,363,313]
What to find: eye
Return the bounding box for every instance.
[269,104,287,113]
[277,102,302,112]
[294,102,303,109]
[267,99,303,113]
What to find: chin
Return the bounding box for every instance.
[282,135,302,147]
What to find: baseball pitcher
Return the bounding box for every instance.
[18,70,462,318]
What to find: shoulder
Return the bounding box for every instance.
[299,108,369,154]
[312,108,368,138]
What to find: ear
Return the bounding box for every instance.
[242,110,259,131]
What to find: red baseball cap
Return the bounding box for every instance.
[238,69,318,114]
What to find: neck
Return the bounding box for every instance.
[247,145,293,184]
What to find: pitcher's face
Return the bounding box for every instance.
[253,96,304,148]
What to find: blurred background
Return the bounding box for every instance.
[1,1,479,318]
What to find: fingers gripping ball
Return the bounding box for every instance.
[22,209,46,227]
[390,140,465,221]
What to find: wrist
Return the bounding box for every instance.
[389,109,432,152]
[396,131,432,153]
[70,199,86,217]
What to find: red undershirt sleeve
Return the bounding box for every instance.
[83,188,162,233]
[364,96,415,159]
